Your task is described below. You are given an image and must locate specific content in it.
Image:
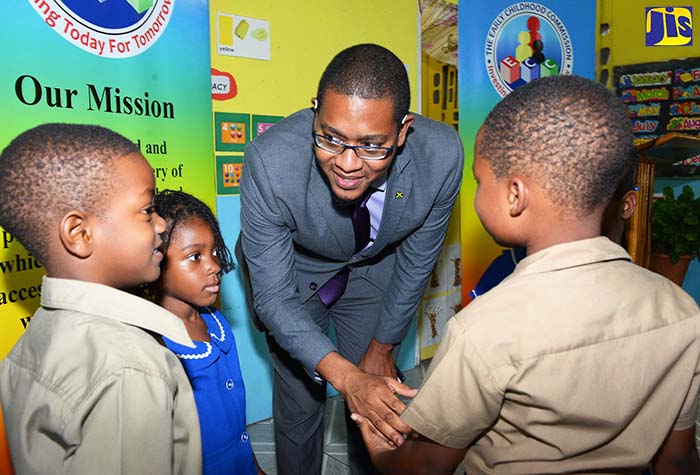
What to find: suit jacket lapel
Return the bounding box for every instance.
[363,148,414,258]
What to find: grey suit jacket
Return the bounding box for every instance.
[240,108,464,374]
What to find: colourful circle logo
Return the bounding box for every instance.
[484,3,573,97]
[29,0,174,58]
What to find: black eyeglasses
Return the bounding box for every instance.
[311,132,395,160]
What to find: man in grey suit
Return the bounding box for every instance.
[239,44,463,475]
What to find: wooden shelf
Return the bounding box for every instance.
[638,132,700,177]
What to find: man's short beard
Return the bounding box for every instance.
[331,191,363,209]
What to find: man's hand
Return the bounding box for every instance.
[317,352,418,447]
[359,338,397,379]
[342,370,417,447]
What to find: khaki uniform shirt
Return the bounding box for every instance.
[402,237,700,474]
[0,277,202,475]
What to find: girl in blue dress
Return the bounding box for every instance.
[152,190,263,475]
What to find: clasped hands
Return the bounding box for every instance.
[347,340,418,448]
[319,339,418,449]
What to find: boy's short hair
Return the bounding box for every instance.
[0,123,139,265]
[317,43,410,124]
[479,75,635,216]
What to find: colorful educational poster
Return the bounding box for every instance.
[419,238,463,359]
[458,1,597,304]
[0,0,214,359]
[216,13,271,60]
[615,58,700,158]
[215,112,252,152]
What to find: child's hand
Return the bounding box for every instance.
[351,413,400,458]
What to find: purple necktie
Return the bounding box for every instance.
[317,192,372,307]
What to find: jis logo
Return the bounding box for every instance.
[645,7,693,46]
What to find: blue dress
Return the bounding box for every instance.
[163,308,256,475]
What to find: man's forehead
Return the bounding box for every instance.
[317,97,396,138]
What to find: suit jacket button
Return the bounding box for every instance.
[309,282,318,291]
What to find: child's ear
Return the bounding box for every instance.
[507,177,529,217]
[58,210,94,258]
[621,190,637,220]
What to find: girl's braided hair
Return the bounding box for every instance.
[155,189,234,274]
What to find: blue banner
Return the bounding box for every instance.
[458,0,597,302]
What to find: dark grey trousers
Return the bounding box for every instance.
[266,272,387,475]
[235,237,390,475]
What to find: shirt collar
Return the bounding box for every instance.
[41,276,195,348]
[510,237,632,279]
[201,308,232,353]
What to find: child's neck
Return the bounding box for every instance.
[161,297,211,342]
[525,213,603,256]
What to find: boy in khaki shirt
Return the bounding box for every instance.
[0,124,202,474]
[353,76,700,474]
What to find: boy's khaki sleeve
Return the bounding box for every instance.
[673,354,700,431]
[401,318,508,448]
[66,368,200,475]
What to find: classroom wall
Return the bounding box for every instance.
[209,0,421,423]
[597,0,700,87]
[599,0,700,302]
[418,55,461,360]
